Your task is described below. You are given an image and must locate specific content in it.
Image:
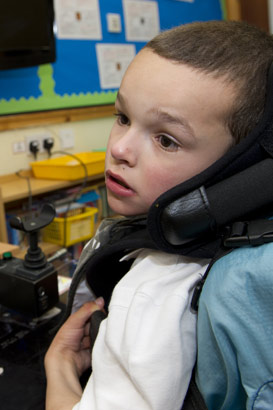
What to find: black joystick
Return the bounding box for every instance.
[0,203,59,317]
[9,203,56,271]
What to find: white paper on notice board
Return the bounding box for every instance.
[123,0,160,42]
[96,43,136,89]
[54,0,102,40]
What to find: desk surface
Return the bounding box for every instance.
[0,171,104,203]
[0,242,19,257]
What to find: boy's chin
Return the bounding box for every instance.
[107,197,149,217]
[110,207,148,217]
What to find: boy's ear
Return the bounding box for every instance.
[147,62,273,255]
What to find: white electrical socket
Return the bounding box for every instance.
[59,128,75,149]
[106,13,122,33]
[25,133,52,155]
[12,140,26,154]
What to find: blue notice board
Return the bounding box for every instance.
[0,0,224,115]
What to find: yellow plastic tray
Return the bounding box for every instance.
[31,152,105,180]
[42,207,98,246]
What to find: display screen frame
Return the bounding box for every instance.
[0,0,56,70]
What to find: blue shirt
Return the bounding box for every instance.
[196,242,273,410]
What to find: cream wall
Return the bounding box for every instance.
[0,116,115,176]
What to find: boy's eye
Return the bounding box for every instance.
[114,113,130,126]
[157,135,180,151]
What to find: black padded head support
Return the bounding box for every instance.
[147,63,273,252]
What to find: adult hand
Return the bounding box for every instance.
[45,298,105,376]
[45,298,105,410]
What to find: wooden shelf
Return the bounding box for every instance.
[0,170,104,242]
[0,105,115,131]
[12,241,62,260]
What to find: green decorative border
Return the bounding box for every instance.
[0,64,117,115]
[220,0,227,20]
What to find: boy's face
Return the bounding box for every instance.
[105,49,235,216]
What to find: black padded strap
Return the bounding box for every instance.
[182,373,208,410]
[89,310,107,352]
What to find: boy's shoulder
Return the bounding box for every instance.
[202,238,273,301]
[197,235,273,410]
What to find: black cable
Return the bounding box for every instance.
[43,137,55,158]
[15,170,33,211]
[29,140,39,160]
[51,150,88,195]
[15,170,33,246]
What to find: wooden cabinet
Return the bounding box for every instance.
[240,0,269,32]
[226,0,269,32]
[0,170,104,243]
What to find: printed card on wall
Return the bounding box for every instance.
[54,0,102,40]
[123,0,160,42]
[96,44,136,89]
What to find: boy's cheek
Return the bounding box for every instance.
[145,167,185,196]
[143,173,179,204]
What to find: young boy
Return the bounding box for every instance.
[44,20,273,410]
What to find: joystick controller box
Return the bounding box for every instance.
[0,253,59,317]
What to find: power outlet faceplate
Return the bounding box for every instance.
[25,134,52,155]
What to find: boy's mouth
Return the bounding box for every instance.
[105,171,134,197]
[111,175,129,189]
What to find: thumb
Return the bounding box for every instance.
[67,300,104,329]
[94,296,105,309]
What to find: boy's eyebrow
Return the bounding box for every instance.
[153,109,194,135]
[115,91,124,107]
[116,91,195,139]
[151,108,196,141]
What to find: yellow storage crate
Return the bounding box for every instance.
[31,152,105,180]
[42,207,98,247]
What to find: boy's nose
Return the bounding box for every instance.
[110,130,138,166]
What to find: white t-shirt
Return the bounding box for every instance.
[73,248,209,410]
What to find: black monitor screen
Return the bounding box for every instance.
[0,0,56,69]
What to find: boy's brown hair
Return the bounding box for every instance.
[145,20,273,143]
